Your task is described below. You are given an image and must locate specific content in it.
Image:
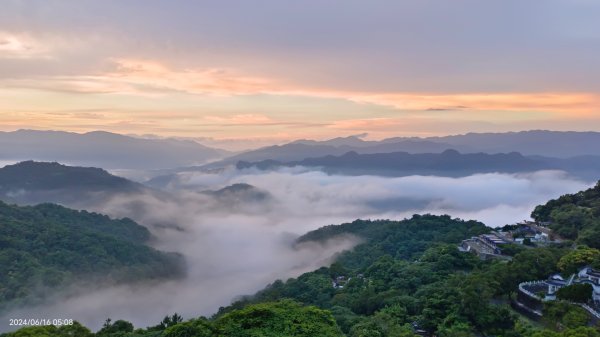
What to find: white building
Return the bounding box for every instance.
[577,266,600,302]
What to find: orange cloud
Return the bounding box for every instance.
[346,92,600,116]
[2,56,599,142]
[6,58,597,116]
[1,58,276,96]
[113,59,600,115]
[99,58,277,96]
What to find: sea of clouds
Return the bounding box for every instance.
[0,168,592,331]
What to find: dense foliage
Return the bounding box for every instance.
[215,215,582,336]
[297,214,489,269]
[4,205,600,336]
[532,181,600,246]
[0,300,342,337]
[2,241,588,336]
[542,302,591,329]
[0,161,149,207]
[0,161,136,192]
[557,246,600,274]
[556,284,594,303]
[0,201,184,310]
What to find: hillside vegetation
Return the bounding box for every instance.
[532,182,600,247]
[221,215,575,336]
[6,187,600,336]
[0,201,184,311]
[0,161,146,206]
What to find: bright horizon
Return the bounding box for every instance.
[2,1,599,149]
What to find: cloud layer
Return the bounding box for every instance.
[1,1,599,140]
[0,169,591,332]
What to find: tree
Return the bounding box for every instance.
[1,326,57,337]
[56,322,94,337]
[562,308,589,329]
[578,224,600,249]
[163,319,213,337]
[437,322,476,337]
[154,313,184,330]
[214,300,344,337]
[557,246,600,275]
[543,302,589,329]
[97,319,134,335]
[556,284,593,303]
[348,318,417,337]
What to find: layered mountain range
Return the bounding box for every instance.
[0,130,228,170]
[4,130,600,174]
[203,130,600,169]
[235,149,600,180]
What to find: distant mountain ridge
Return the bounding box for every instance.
[236,149,600,179]
[299,130,600,158]
[204,139,456,169]
[3,129,599,172]
[0,129,228,169]
[202,130,600,169]
[418,130,600,157]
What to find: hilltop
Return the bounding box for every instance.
[0,161,151,207]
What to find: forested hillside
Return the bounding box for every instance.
[0,161,149,207]
[219,215,579,336]
[3,214,594,336]
[5,200,600,336]
[0,300,344,337]
[0,201,184,311]
[296,215,489,269]
[532,182,600,247]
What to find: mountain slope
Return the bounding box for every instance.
[0,161,157,207]
[201,183,271,202]
[3,210,592,336]
[532,181,600,246]
[219,215,535,336]
[295,214,490,269]
[0,201,184,310]
[0,130,227,169]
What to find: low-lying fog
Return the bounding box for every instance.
[1,168,592,331]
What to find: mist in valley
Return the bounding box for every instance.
[0,168,592,331]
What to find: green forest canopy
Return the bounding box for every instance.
[5,182,600,336]
[0,201,184,310]
[532,181,600,247]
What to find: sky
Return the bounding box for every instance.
[1,0,599,146]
